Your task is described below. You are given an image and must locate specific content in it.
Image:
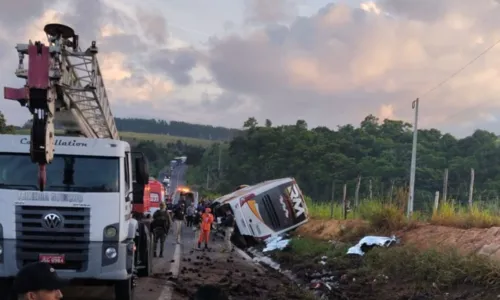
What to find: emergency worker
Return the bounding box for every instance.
[198,207,214,249]
[13,262,66,300]
[221,210,235,252]
[173,203,186,244]
[152,202,171,257]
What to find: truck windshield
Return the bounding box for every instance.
[0,153,119,193]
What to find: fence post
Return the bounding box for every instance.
[354,175,361,208]
[433,191,440,213]
[442,168,448,203]
[329,180,335,218]
[468,168,475,210]
[342,183,347,220]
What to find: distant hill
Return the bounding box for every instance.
[115,118,240,141]
[19,117,241,144]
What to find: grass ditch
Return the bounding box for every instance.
[271,237,500,299]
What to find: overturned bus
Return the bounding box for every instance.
[211,177,309,248]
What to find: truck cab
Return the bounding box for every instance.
[0,134,153,299]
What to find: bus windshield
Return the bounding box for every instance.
[0,153,120,193]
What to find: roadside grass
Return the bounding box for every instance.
[15,129,214,147]
[276,237,500,291]
[307,196,500,231]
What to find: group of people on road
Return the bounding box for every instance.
[150,198,235,255]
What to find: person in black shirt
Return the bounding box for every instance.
[12,262,67,300]
[151,202,171,257]
[221,210,235,252]
[173,203,186,244]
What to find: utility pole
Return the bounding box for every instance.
[206,166,210,189]
[217,143,222,173]
[407,98,419,218]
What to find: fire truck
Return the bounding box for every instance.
[148,178,165,215]
[0,24,153,299]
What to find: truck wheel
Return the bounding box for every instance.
[115,277,134,300]
[137,226,152,277]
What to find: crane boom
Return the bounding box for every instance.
[3,23,119,190]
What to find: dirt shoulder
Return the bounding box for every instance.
[296,218,500,260]
[273,218,500,300]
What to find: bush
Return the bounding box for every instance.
[431,202,500,229]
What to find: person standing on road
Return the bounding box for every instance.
[173,203,186,244]
[152,202,171,257]
[12,262,66,300]
[220,210,235,252]
[198,207,214,250]
[192,210,202,249]
[186,203,195,227]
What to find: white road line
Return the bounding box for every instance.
[157,241,182,300]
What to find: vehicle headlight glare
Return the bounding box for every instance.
[0,245,3,255]
[105,247,117,259]
[105,226,117,238]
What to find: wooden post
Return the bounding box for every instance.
[354,175,361,208]
[389,179,395,204]
[369,179,373,200]
[442,168,448,203]
[342,184,347,220]
[433,191,440,213]
[329,180,335,218]
[468,168,475,210]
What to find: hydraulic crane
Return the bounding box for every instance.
[3,23,119,191]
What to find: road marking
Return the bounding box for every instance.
[157,241,182,300]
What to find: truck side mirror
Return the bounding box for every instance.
[135,156,149,185]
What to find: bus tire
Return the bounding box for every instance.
[114,277,134,300]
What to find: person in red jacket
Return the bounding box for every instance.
[198,207,214,249]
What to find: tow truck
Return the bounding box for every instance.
[0,24,153,299]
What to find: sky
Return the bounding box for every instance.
[1,0,500,136]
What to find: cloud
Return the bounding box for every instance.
[0,0,197,126]
[200,0,500,133]
[4,0,500,136]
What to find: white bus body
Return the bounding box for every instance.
[212,178,309,244]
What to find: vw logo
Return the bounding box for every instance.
[42,213,63,230]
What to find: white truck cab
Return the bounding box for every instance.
[0,134,151,299]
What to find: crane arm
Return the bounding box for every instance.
[3,23,119,190]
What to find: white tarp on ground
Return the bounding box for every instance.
[347,235,398,256]
[263,235,291,252]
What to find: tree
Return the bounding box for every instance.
[187,114,500,207]
[0,111,14,134]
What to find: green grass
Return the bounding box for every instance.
[307,195,500,231]
[15,129,214,147]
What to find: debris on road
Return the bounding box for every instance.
[263,235,291,252]
[346,235,398,256]
[171,248,312,299]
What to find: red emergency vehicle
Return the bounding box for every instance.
[149,178,166,214]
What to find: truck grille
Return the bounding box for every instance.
[15,205,90,270]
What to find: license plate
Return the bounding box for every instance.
[39,254,65,264]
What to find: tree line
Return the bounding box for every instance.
[20,117,240,141]
[187,115,500,209]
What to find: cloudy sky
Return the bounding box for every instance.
[1,0,500,136]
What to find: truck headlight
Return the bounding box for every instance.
[0,245,3,255]
[104,226,117,238]
[105,247,117,259]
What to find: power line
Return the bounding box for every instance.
[418,37,500,99]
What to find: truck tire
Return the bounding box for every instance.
[114,277,134,300]
[137,222,153,277]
